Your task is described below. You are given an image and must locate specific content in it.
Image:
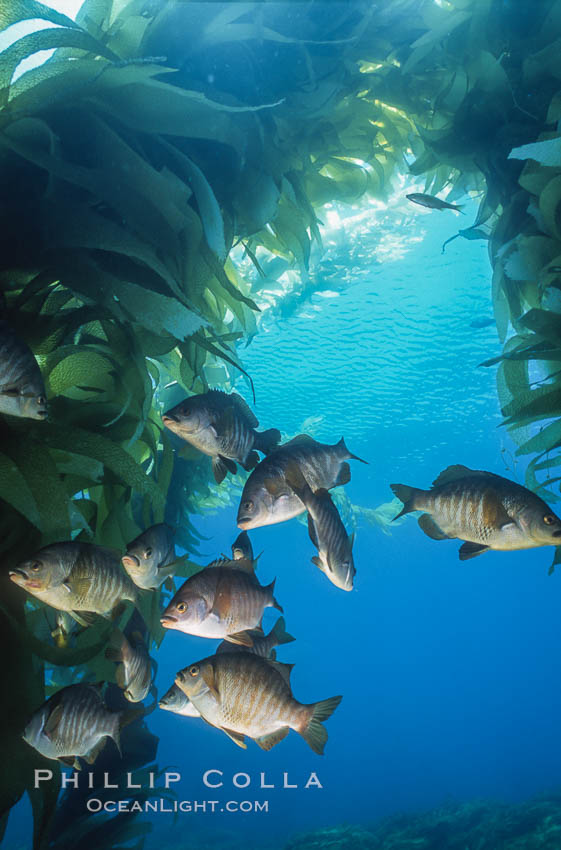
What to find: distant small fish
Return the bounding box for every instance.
[231,531,254,563]
[285,466,356,591]
[406,193,464,213]
[162,390,281,484]
[216,616,295,659]
[122,524,176,591]
[105,630,153,703]
[469,317,495,329]
[176,653,342,753]
[160,560,282,644]
[22,683,122,769]
[0,321,47,420]
[10,542,137,625]
[159,684,201,718]
[51,611,76,649]
[237,435,367,530]
[391,464,561,559]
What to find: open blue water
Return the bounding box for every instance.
[142,199,561,847]
[7,198,561,850]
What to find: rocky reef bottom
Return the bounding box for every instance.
[285,795,561,850]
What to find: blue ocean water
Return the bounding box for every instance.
[139,200,561,847]
[5,198,561,850]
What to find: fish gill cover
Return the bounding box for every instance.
[1,0,561,847]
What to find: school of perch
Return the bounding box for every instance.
[4,266,561,767]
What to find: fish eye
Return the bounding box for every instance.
[176,602,187,613]
[30,562,41,572]
[37,396,46,405]
[544,514,557,525]
[189,665,199,677]
[243,500,254,511]
[144,547,153,559]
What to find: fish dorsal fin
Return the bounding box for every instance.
[207,390,258,428]
[201,663,220,702]
[282,434,317,449]
[267,660,294,687]
[212,556,255,574]
[220,727,247,749]
[255,727,289,751]
[44,704,65,740]
[432,465,478,488]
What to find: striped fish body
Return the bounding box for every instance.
[160,566,281,640]
[22,684,121,766]
[177,654,308,742]
[237,435,365,529]
[0,322,47,420]
[159,684,201,717]
[304,489,355,591]
[122,524,176,590]
[391,465,561,557]
[162,391,280,484]
[10,542,137,621]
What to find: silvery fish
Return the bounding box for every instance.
[122,524,176,590]
[406,193,464,213]
[176,653,342,754]
[10,542,137,625]
[105,630,153,703]
[0,321,47,420]
[231,531,254,563]
[159,684,201,718]
[286,466,355,591]
[216,616,295,659]
[160,559,282,645]
[237,434,367,530]
[391,465,561,560]
[22,683,122,769]
[162,390,281,484]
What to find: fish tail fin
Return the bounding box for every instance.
[267,578,284,613]
[390,484,421,519]
[300,695,342,755]
[336,437,368,465]
[254,428,282,455]
[270,616,295,646]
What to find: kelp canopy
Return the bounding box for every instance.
[1,0,561,846]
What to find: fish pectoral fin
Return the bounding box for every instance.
[58,756,81,769]
[311,555,326,573]
[84,738,106,765]
[201,666,221,702]
[264,477,290,497]
[44,704,65,740]
[66,575,91,598]
[212,455,233,484]
[255,727,290,751]
[225,630,254,647]
[418,514,450,541]
[459,542,489,560]
[220,727,247,749]
[62,581,72,595]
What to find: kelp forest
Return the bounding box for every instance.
[1,0,561,847]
